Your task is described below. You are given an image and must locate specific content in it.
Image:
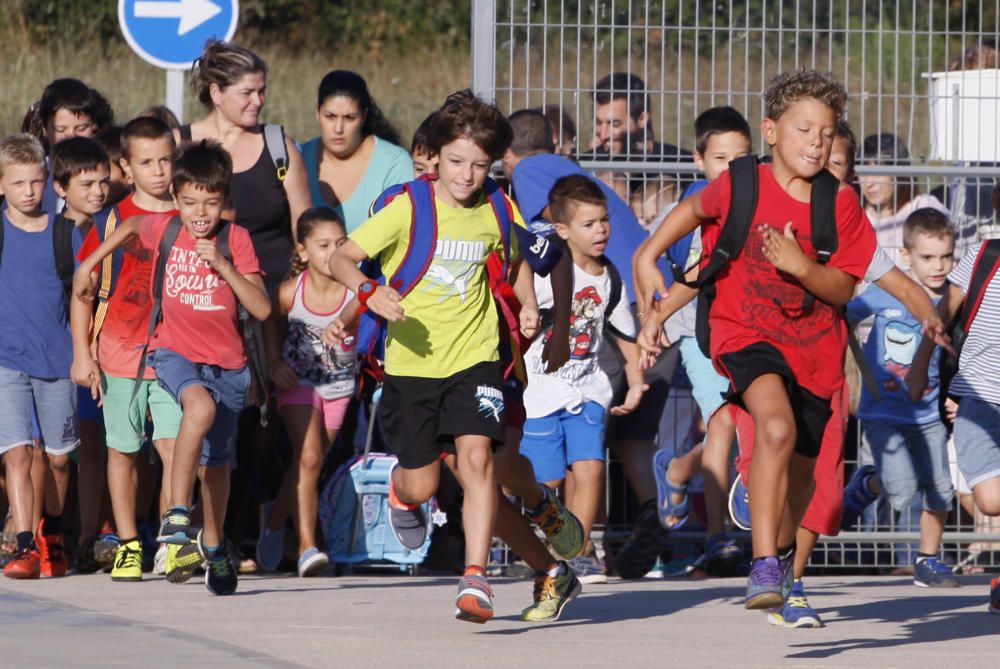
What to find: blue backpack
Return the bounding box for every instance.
[356,175,543,381]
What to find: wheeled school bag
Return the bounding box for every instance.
[0,206,77,307]
[670,154,840,357]
[938,239,1000,423]
[318,387,435,572]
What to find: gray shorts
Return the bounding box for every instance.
[862,420,953,512]
[953,397,1000,489]
[0,366,78,456]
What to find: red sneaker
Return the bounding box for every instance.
[3,547,41,579]
[36,520,69,578]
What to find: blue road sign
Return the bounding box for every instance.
[118,0,239,70]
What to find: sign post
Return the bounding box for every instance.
[118,0,239,122]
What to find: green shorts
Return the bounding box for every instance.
[102,374,182,454]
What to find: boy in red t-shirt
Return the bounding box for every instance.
[634,70,876,610]
[74,140,271,595]
[71,116,181,582]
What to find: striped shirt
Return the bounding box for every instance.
[949,242,1000,405]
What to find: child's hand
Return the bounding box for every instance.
[195,239,231,272]
[367,285,405,322]
[922,316,957,356]
[73,268,97,303]
[519,304,540,340]
[71,356,102,403]
[637,318,668,363]
[761,223,810,277]
[321,318,352,348]
[270,359,299,391]
[943,397,959,423]
[904,366,929,402]
[610,383,649,416]
[634,259,670,319]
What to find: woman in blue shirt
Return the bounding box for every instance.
[300,71,413,233]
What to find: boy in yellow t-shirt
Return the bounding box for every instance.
[329,91,543,624]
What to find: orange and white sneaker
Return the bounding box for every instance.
[3,547,41,579]
[36,521,68,578]
[454,570,494,624]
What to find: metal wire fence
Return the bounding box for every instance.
[473,0,1000,572]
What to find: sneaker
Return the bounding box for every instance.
[745,556,784,610]
[387,472,429,550]
[778,548,796,601]
[199,532,238,596]
[521,563,582,622]
[989,577,1000,614]
[841,464,878,529]
[157,508,196,545]
[36,525,68,578]
[74,535,102,574]
[768,580,823,628]
[93,533,120,567]
[110,540,143,582]
[3,547,41,579]
[165,541,203,584]
[569,555,608,585]
[528,486,584,560]
[615,500,668,579]
[728,475,751,531]
[153,544,168,575]
[914,557,959,588]
[454,572,494,624]
[255,501,284,572]
[704,532,743,575]
[297,547,330,577]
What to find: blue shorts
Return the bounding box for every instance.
[862,420,953,512]
[149,348,250,467]
[77,384,105,425]
[679,336,730,421]
[952,397,1000,489]
[0,366,78,456]
[520,401,607,483]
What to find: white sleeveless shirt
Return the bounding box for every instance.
[282,270,357,400]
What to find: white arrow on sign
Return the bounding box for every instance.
[134,0,222,36]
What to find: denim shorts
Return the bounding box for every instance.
[862,420,953,512]
[149,349,250,467]
[0,366,78,455]
[952,397,1000,490]
[520,401,607,483]
[679,335,730,421]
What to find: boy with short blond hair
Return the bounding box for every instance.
[71,115,183,582]
[635,70,878,609]
[0,134,82,580]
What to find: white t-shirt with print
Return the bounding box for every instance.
[524,262,636,418]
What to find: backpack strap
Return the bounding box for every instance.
[52,213,76,307]
[799,169,840,312]
[263,124,288,182]
[672,154,759,288]
[960,239,1000,335]
[603,259,633,342]
[91,206,122,342]
[131,216,183,403]
[483,177,513,273]
[386,178,438,298]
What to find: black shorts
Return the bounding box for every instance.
[717,342,831,458]
[608,343,679,441]
[378,361,506,469]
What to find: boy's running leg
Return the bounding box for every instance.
[2,446,40,579]
[161,385,216,543]
[199,465,237,595]
[106,449,142,581]
[388,462,439,550]
[451,435,498,624]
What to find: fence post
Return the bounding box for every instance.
[471,0,496,100]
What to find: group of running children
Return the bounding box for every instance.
[1,65,999,630]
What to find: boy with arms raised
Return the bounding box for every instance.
[634,71,877,608]
[70,116,184,581]
[74,140,270,595]
[0,134,82,579]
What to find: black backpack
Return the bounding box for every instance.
[938,239,1000,422]
[0,212,76,308]
[670,154,840,356]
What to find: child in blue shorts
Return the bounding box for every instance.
[847,208,957,587]
[520,175,646,582]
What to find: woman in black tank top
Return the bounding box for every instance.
[180,41,311,296]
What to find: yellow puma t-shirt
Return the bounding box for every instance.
[350,188,524,378]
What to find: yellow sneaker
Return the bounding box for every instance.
[110,540,143,582]
[165,541,202,584]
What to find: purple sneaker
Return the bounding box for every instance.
[746,556,784,610]
[778,548,795,601]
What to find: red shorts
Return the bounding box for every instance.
[733,381,848,537]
